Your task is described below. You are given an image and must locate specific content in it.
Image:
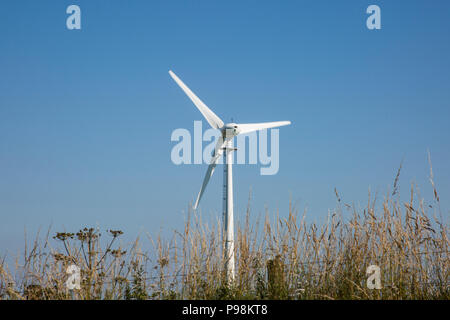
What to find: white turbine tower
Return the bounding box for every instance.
[169,70,291,284]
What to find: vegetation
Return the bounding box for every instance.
[0,168,448,300]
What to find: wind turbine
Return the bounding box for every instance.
[169,70,291,283]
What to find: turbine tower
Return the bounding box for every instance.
[169,70,291,284]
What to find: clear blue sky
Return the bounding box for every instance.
[1,1,449,256]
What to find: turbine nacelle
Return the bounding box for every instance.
[222,123,240,138]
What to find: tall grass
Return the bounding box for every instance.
[0,179,448,300]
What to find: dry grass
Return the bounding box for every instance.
[0,171,448,300]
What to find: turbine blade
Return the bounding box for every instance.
[193,137,227,209]
[237,121,291,134]
[169,70,224,129]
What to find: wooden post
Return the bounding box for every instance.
[266,255,286,299]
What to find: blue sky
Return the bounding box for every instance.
[1,1,449,256]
